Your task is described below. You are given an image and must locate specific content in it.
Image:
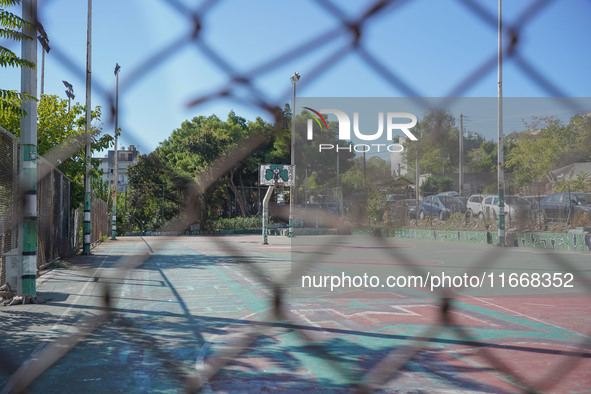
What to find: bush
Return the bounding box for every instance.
[213,216,262,230]
[438,177,454,192]
[420,177,440,194]
[420,176,455,195]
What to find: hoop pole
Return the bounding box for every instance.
[262,185,275,245]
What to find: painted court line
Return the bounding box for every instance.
[472,296,584,335]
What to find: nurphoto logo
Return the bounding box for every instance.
[304,107,418,153]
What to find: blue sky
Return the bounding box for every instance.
[2,0,591,154]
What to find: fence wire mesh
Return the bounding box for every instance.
[1,0,591,392]
[37,157,74,268]
[0,127,110,290]
[0,127,19,290]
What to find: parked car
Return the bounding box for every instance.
[419,194,466,220]
[538,192,591,224]
[523,195,545,211]
[505,196,533,224]
[439,191,468,208]
[480,195,532,224]
[481,195,498,219]
[403,199,418,219]
[466,194,486,217]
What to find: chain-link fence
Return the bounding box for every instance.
[37,157,73,267]
[2,0,591,392]
[0,126,110,289]
[0,127,19,288]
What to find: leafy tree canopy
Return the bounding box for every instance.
[1,94,112,205]
[1,0,37,118]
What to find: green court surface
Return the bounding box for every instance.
[1,235,590,393]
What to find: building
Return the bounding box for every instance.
[96,145,139,193]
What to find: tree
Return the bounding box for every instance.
[505,116,584,188]
[466,140,497,173]
[403,109,460,176]
[1,94,112,206]
[0,0,36,118]
[124,152,192,232]
[293,109,355,195]
[340,156,391,193]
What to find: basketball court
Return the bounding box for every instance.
[1,234,590,392]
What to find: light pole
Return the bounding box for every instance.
[414,123,421,219]
[62,80,74,112]
[112,63,120,240]
[289,72,300,237]
[36,23,50,96]
[497,0,505,246]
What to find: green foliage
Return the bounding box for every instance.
[419,176,454,195]
[483,183,497,194]
[467,140,497,173]
[294,110,355,189]
[127,108,296,231]
[506,115,591,188]
[403,109,460,175]
[1,94,111,206]
[367,188,387,223]
[124,152,192,232]
[340,156,391,193]
[438,177,453,192]
[213,216,262,230]
[419,176,439,194]
[1,1,37,118]
[554,172,591,193]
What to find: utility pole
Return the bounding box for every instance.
[83,0,92,254]
[112,63,120,240]
[497,0,505,246]
[459,113,463,196]
[19,0,38,301]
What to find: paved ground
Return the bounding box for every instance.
[1,235,590,393]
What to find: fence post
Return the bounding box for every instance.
[19,0,38,300]
[83,0,92,255]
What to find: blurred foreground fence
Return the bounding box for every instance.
[2,0,591,392]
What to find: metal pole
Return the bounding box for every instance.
[305,166,308,204]
[415,144,419,201]
[289,72,300,237]
[497,0,505,246]
[40,49,44,96]
[83,0,92,254]
[415,124,420,218]
[112,63,120,240]
[363,151,366,187]
[459,113,463,195]
[262,185,275,245]
[336,150,340,188]
[19,0,38,299]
